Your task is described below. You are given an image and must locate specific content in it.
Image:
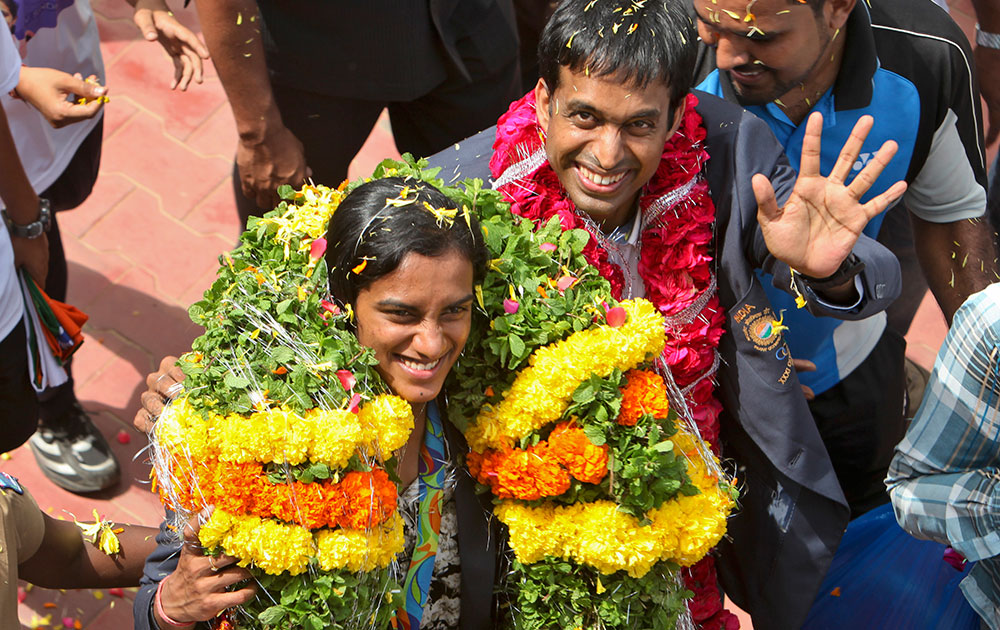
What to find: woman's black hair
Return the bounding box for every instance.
[325,177,488,305]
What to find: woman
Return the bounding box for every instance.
[133,177,500,630]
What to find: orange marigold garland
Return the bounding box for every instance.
[619,369,672,427]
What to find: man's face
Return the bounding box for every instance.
[535,66,683,230]
[693,0,846,105]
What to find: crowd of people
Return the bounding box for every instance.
[1,0,999,628]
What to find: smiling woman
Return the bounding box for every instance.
[135,174,494,630]
[325,178,485,408]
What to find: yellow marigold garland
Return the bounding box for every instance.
[157,395,413,469]
[198,509,405,576]
[465,299,665,451]
[495,440,733,578]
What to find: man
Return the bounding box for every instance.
[192,0,522,225]
[430,2,905,628]
[3,0,209,494]
[693,0,996,524]
[887,283,1000,629]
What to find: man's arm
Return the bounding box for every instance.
[194,0,309,210]
[18,514,158,588]
[887,284,1000,562]
[912,215,996,324]
[0,100,48,287]
[972,0,1000,146]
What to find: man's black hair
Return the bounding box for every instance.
[325,177,488,305]
[538,0,698,112]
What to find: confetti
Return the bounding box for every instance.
[830,587,842,597]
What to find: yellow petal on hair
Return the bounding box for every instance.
[352,260,368,274]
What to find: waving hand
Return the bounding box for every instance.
[754,113,908,279]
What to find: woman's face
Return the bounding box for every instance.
[354,249,475,403]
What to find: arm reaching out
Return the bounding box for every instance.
[755,113,907,285]
[194,0,310,210]
[18,514,158,588]
[14,67,107,128]
[128,0,210,91]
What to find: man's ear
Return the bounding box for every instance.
[666,94,687,140]
[534,78,551,131]
[825,0,855,30]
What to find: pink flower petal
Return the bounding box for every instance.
[63,618,76,628]
[503,298,519,314]
[108,587,125,597]
[321,300,341,315]
[17,586,26,604]
[606,306,627,328]
[347,392,362,414]
[115,430,131,445]
[557,275,576,293]
[943,547,967,571]
[539,242,557,252]
[336,369,356,392]
[309,237,327,259]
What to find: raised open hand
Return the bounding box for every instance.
[754,113,908,278]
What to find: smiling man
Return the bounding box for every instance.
[693,0,996,573]
[430,0,907,627]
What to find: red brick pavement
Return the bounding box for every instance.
[3,0,995,628]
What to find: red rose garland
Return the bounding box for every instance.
[490,90,735,630]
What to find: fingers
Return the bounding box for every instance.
[133,406,157,433]
[828,115,874,184]
[791,358,817,372]
[845,137,899,209]
[132,8,159,41]
[751,173,780,224]
[800,384,815,401]
[797,112,824,178]
[860,180,908,220]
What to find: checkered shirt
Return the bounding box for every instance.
[887,283,1000,629]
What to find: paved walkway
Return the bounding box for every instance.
[5,0,992,628]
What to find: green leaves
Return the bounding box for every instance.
[507,558,691,630]
[247,566,399,630]
[179,184,384,417]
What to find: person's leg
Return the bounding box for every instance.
[388,48,521,160]
[28,118,119,494]
[809,328,907,519]
[0,321,40,454]
[232,88,385,227]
